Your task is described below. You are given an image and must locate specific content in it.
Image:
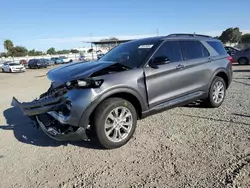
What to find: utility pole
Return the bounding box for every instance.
[156,29,159,36]
[89,33,94,60]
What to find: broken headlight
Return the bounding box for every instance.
[66,79,103,89]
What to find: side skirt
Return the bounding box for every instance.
[141,91,207,118]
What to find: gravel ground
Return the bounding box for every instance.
[0,65,249,188]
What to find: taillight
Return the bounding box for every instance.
[227,56,233,64]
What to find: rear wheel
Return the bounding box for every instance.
[93,98,137,149]
[238,57,249,65]
[204,76,226,108]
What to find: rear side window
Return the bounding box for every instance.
[152,41,182,63]
[207,41,227,55]
[180,40,209,60]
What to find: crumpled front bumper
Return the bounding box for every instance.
[11,95,89,141]
[11,96,66,116]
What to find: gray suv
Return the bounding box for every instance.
[12,34,233,149]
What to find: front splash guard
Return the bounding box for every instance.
[11,96,67,116]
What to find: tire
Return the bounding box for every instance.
[238,57,249,65]
[93,97,137,149]
[204,76,226,108]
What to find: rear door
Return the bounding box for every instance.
[178,40,211,93]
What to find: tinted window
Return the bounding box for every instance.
[207,41,227,55]
[201,44,210,57]
[180,41,207,60]
[152,41,182,63]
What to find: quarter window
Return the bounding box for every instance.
[207,41,228,55]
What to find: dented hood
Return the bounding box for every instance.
[47,60,115,83]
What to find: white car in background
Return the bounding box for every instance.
[59,56,73,63]
[1,61,26,73]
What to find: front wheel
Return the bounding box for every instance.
[204,76,226,108]
[93,98,137,149]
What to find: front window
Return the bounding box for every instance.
[99,39,160,68]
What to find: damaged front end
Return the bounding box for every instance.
[11,82,94,141]
[11,61,130,142]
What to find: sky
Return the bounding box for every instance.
[0,0,250,52]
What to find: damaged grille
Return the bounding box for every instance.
[40,86,67,99]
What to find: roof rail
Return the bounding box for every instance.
[167,33,213,38]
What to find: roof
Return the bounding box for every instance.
[88,39,132,45]
[88,33,216,46]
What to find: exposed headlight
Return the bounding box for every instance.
[77,80,87,87]
[66,79,103,89]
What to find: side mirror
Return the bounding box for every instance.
[149,56,170,68]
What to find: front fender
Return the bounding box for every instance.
[78,86,146,128]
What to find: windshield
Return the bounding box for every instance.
[10,63,21,66]
[99,39,160,68]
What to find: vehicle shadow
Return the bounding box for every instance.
[183,100,206,108]
[0,107,101,149]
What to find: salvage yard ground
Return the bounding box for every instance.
[0,64,249,188]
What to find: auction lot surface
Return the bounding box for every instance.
[0,65,249,188]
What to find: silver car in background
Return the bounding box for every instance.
[225,46,250,65]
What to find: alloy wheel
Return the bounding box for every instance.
[104,106,133,143]
[212,81,225,104]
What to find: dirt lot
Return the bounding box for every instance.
[0,65,249,188]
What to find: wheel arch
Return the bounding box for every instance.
[209,69,230,89]
[78,87,147,129]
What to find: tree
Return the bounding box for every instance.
[219,27,242,44]
[47,47,56,54]
[99,37,119,51]
[57,49,70,54]
[9,46,28,57]
[70,49,79,53]
[3,39,14,51]
[240,33,250,43]
[28,49,44,56]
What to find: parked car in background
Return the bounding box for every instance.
[2,61,26,72]
[19,59,28,67]
[51,57,64,64]
[13,34,232,149]
[225,46,250,65]
[79,55,86,61]
[97,53,105,60]
[59,56,73,63]
[42,58,55,66]
[28,59,48,69]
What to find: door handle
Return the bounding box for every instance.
[176,64,185,69]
